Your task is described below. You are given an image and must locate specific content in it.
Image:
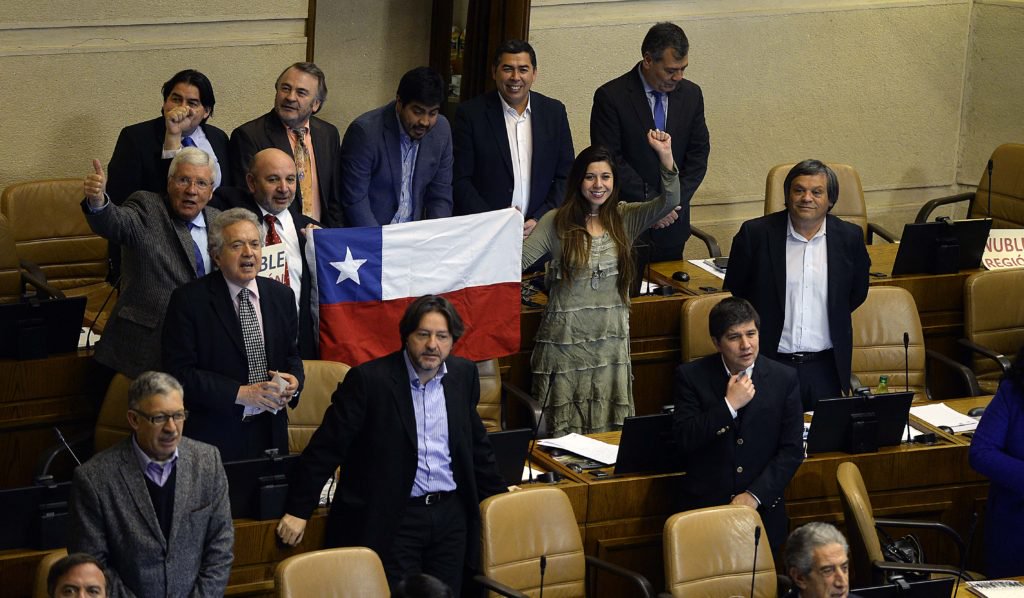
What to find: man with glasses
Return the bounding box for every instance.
[69,371,234,598]
[82,147,221,378]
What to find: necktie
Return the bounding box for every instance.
[238,288,268,385]
[186,222,205,277]
[652,92,666,131]
[146,461,165,486]
[291,128,315,217]
[181,136,197,148]
[263,214,290,286]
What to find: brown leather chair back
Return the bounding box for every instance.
[32,548,69,598]
[477,359,502,432]
[289,360,350,454]
[479,487,586,596]
[0,213,21,302]
[275,546,389,597]
[679,293,730,363]
[969,143,1024,227]
[94,373,133,453]
[851,286,927,397]
[765,162,869,240]
[663,505,776,597]
[837,462,884,587]
[964,268,1024,393]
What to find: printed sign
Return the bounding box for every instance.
[258,242,288,282]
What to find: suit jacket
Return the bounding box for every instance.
[229,110,344,227]
[340,101,454,227]
[83,193,220,377]
[590,65,710,259]
[69,437,234,598]
[672,354,804,549]
[285,351,506,570]
[725,211,871,396]
[161,271,305,461]
[452,90,574,222]
[107,116,232,205]
[210,187,317,359]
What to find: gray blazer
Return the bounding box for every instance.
[83,193,220,377]
[69,436,234,598]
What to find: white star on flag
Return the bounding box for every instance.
[331,247,367,285]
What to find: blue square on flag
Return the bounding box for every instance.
[313,227,383,304]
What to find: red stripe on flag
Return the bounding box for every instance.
[319,282,521,367]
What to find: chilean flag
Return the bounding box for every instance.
[306,209,523,366]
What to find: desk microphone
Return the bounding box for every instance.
[986,159,994,220]
[952,512,978,597]
[539,554,547,598]
[903,332,912,444]
[528,373,555,484]
[750,525,761,598]
[56,426,82,467]
[85,276,120,349]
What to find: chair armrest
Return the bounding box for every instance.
[19,260,64,299]
[867,222,899,244]
[872,559,976,580]
[874,517,966,555]
[585,555,656,598]
[926,349,982,398]
[914,192,975,223]
[503,381,546,438]
[957,339,1013,375]
[690,225,722,258]
[472,575,529,598]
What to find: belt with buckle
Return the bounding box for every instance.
[777,349,833,364]
[409,491,454,506]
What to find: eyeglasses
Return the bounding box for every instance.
[131,409,189,425]
[172,176,212,190]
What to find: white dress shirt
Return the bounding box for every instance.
[499,94,533,217]
[778,216,832,354]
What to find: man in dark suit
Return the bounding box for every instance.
[212,148,318,358]
[162,208,304,461]
[82,147,221,378]
[725,160,870,410]
[341,67,453,227]
[69,371,233,598]
[591,21,710,263]
[673,297,803,551]
[453,39,574,238]
[229,62,343,227]
[276,295,506,595]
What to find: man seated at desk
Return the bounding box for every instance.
[672,296,804,551]
[783,522,856,598]
[47,553,110,598]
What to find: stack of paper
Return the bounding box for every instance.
[538,433,619,465]
[910,403,980,433]
[966,580,1024,597]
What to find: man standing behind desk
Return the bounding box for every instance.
[230,62,343,227]
[69,371,233,598]
[341,67,453,227]
[162,208,304,461]
[453,39,574,238]
[725,159,870,410]
[591,21,710,263]
[673,297,803,551]
[82,147,220,378]
[276,296,506,595]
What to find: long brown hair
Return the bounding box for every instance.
[553,145,635,301]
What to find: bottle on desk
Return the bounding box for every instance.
[876,375,889,394]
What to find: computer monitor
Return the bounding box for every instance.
[488,428,532,486]
[806,392,914,455]
[223,453,300,520]
[854,576,955,597]
[0,481,71,550]
[891,218,991,276]
[615,413,676,475]
[0,296,86,359]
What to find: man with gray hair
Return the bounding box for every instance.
[82,147,221,377]
[783,522,857,598]
[69,371,234,598]
[162,207,304,461]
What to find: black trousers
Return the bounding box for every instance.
[380,493,467,597]
[778,350,842,411]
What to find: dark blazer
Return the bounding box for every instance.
[69,437,234,598]
[83,193,220,377]
[285,351,506,570]
[162,271,305,462]
[725,211,871,396]
[107,116,232,205]
[340,101,454,227]
[211,187,317,359]
[229,110,344,227]
[672,354,804,549]
[590,65,710,260]
[452,90,574,222]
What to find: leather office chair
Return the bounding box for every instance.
[275,546,389,598]
[661,505,777,598]
[32,548,68,598]
[476,486,654,597]
[477,358,503,432]
[960,268,1024,394]
[765,162,898,243]
[0,178,115,331]
[836,462,977,587]
[679,292,729,363]
[916,143,1024,227]
[850,286,929,398]
[288,360,351,453]
[0,211,62,303]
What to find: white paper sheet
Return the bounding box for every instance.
[910,403,979,433]
[538,433,619,465]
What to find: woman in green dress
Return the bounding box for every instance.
[522,130,679,436]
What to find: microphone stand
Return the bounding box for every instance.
[986,159,994,219]
[904,332,912,444]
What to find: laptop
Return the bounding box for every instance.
[806,392,914,454]
[488,428,533,486]
[614,413,676,475]
[0,296,86,359]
